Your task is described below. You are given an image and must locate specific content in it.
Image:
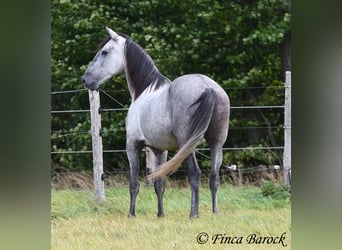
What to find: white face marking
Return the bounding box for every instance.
[82,33,126,90]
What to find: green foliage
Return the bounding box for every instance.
[51,0,291,172]
[261,181,290,200]
[224,146,282,168]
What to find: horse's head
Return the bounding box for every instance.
[82,27,126,91]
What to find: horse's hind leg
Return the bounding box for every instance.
[208,145,223,214]
[205,105,229,214]
[184,152,201,218]
[150,148,167,217]
[127,141,143,217]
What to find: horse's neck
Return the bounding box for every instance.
[123,39,171,101]
[124,65,170,101]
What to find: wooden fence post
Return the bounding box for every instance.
[283,71,291,188]
[238,167,243,187]
[89,90,105,202]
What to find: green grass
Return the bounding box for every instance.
[51,184,290,249]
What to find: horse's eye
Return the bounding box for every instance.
[101,50,108,56]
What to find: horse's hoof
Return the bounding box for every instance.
[157,213,164,218]
[127,214,136,218]
[189,214,199,219]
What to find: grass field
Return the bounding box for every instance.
[51,183,290,249]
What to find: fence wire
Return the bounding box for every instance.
[51,86,286,161]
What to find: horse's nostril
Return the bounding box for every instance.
[82,78,86,84]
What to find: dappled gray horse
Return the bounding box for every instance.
[82,27,230,218]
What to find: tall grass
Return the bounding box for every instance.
[52,184,290,249]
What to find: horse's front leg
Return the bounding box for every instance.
[127,141,142,217]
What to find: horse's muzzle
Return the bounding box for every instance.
[82,77,98,91]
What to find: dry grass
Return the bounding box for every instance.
[51,166,284,190]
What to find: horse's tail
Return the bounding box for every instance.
[148,88,216,179]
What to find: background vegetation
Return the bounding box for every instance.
[51,0,291,179]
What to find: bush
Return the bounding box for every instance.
[261,181,290,200]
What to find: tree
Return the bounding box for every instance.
[51,0,291,172]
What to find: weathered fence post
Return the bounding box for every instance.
[238,167,243,187]
[283,71,291,188]
[88,90,105,202]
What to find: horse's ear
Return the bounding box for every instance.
[105,27,119,40]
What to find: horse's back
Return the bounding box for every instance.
[172,74,227,97]
[171,74,229,108]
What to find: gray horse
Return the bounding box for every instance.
[82,27,230,218]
